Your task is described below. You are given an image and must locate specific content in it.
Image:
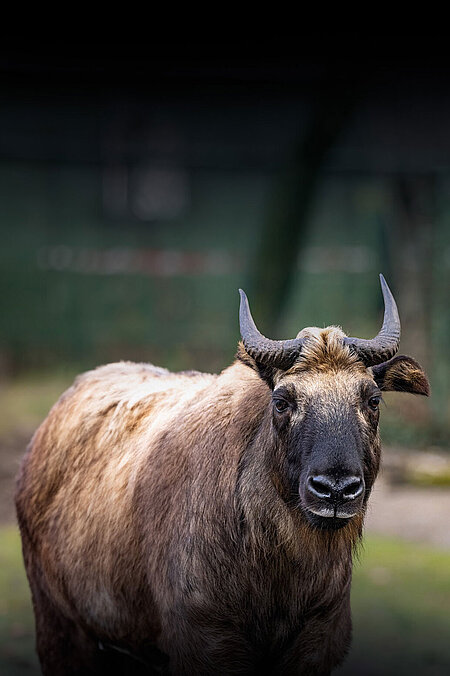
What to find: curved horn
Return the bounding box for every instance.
[239,289,304,370]
[343,274,401,366]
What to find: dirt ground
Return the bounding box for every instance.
[1,432,449,549]
[365,476,450,548]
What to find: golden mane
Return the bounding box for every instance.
[286,326,365,374]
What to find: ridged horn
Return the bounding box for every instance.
[239,289,304,370]
[343,274,401,366]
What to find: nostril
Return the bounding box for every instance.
[342,477,364,500]
[306,474,364,503]
[307,475,333,499]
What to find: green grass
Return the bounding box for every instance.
[338,535,450,675]
[0,527,39,675]
[1,527,449,675]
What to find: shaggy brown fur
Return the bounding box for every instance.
[15,328,429,675]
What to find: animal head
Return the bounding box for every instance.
[238,275,429,532]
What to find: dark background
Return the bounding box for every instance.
[1,37,448,444]
[0,38,449,675]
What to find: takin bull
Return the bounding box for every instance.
[15,275,429,676]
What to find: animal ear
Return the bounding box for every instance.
[371,355,430,396]
[236,342,277,389]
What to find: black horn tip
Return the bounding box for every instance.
[379,272,390,294]
[238,289,251,323]
[378,273,400,330]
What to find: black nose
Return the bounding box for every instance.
[307,475,364,503]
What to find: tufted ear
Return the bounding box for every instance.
[371,355,430,396]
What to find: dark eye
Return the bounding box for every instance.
[368,396,381,411]
[274,399,290,414]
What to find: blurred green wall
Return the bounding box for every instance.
[0,52,449,447]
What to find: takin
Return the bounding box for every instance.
[15,275,430,675]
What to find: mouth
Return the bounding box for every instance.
[302,504,357,531]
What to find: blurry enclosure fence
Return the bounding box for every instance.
[1,165,448,446]
[0,51,449,447]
